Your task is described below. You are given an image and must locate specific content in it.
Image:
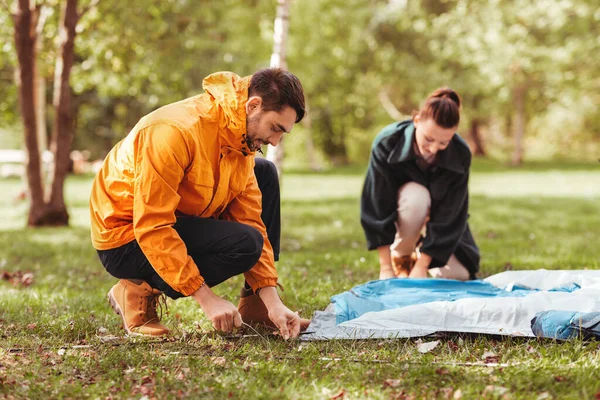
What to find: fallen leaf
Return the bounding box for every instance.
[21,273,34,286]
[447,340,459,352]
[417,340,440,353]
[438,388,454,399]
[1,271,34,287]
[453,389,463,399]
[527,346,538,355]
[211,356,226,367]
[436,367,450,375]
[483,385,509,396]
[384,379,402,388]
[243,359,258,372]
[482,351,499,363]
[329,388,345,399]
[26,323,37,330]
[554,376,566,382]
[536,392,552,400]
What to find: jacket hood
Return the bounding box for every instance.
[202,71,252,153]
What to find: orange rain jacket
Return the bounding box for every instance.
[89,72,277,296]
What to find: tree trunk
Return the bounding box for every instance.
[511,86,526,166]
[301,104,322,171]
[43,0,79,226]
[265,0,289,179]
[35,5,51,182]
[14,0,47,225]
[468,118,486,156]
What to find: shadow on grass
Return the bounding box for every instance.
[0,226,106,287]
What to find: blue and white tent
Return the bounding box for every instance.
[301,270,600,340]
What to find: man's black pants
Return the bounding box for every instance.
[97,158,281,299]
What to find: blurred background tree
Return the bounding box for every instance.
[0,0,598,184]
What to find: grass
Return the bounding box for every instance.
[1,160,599,399]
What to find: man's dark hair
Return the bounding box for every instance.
[248,68,306,123]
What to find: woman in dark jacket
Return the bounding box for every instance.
[361,87,480,281]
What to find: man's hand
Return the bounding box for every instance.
[267,304,302,340]
[258,286,303,339]
[192,284,242,332]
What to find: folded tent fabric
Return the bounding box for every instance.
[332,278,536,324]
[531,311,600,340]
[302,270,600,341]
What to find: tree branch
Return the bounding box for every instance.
[78,0,99,19]
[35,3,51,36]
[378,88,405,121]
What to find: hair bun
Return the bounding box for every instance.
[429,87,461,108]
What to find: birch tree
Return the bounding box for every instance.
[265,0,289,178]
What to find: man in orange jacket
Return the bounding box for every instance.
[90,68,308,339]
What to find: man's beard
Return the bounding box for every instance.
[245,115,262,153]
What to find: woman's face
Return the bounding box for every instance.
[414,115,456,163]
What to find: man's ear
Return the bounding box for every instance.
[246,96,263,116]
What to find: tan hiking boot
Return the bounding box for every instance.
[107,279,170,336]
[237,286,310,331]
[391,252,418,278]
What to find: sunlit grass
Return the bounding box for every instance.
[1,161,599,399]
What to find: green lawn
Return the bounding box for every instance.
[1,161,599,399]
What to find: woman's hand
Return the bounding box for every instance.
[409,253,432,278]
[378,245,396,279]
[379,265,396,280]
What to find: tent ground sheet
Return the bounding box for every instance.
[301,270,600,340]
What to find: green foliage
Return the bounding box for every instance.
[0,7,18,128]
[1,0,599,162]
[1,164,600,398]
[71,0,275,158]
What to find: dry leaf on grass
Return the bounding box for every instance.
[482,351,499,364]
[417,340,440,353]
[383,379,402,388]
[211,356,226,367]
[1,271,34,287]
[483,385,509,396]
[447,340,459,352]
[329,388,345,399]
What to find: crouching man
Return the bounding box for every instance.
[89,68,309,339]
